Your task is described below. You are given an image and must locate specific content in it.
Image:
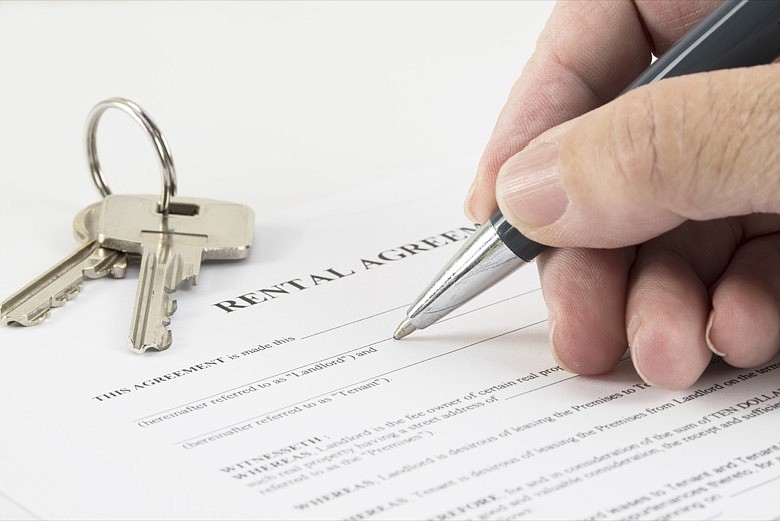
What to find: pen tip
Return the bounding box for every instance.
[393,318,416,340]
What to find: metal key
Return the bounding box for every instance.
[96,194,254,353]
[0,203,127,326]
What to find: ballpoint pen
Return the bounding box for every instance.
[394,0,780,340]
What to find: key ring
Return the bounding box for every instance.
[85,97,177,214]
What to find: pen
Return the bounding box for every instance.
[394,0,780,340]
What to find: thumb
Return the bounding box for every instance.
[495,64,780,248]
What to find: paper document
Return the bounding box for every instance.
[1,166,779,520]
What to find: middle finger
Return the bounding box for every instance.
[626,219,740,389]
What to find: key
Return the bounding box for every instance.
[1,203,127,327]
[96,194,254,353]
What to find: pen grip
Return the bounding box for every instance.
[490,210,546,262]
[624,0,780,92]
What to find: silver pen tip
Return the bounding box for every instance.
[393,318,416,340]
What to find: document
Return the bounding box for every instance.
[1,165,779,520]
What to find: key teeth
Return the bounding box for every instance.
[185,273,199,287]
[1,309,50,327]
[84,249,128,280]
[1,244,127,328]
[161,290,177,325]
[110,254,128,279]
[129,292,176,354]
[2,280,84,327]
[129,329,172,353]
[54,281,85,307]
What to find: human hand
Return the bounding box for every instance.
[465,0,780,390]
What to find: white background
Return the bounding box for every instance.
[0,3,552,518]
[0,1,552,290]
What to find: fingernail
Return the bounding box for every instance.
[497,142,568,228]
[464,179,479,223]
[705,311,726,356]
[548,317,561,364]
[628,321,656,387]
[547,314,574,373]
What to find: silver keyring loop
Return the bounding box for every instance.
[85,97,177,214]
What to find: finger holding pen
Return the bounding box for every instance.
[463,1,721,383]
[464,0,780,389]
[498,64,780,390]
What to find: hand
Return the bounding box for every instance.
[465,0,780,390]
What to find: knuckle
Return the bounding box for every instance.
[728,66,780,213]
[606,87,665,200]
[566,67,780,222]
[694,68,780,216]
[605,76,730,220]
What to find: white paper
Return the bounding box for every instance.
[2,166,780,520]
